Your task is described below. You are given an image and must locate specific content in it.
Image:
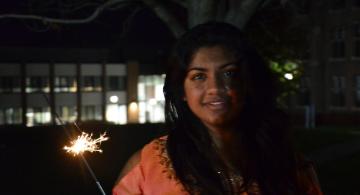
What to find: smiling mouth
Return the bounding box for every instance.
[204,101,227,110]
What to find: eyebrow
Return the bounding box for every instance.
[187,61,238,72]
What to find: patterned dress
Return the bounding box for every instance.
[112,136,323,195]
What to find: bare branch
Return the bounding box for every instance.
[170,0,187,8]
[225,0,265,29]
[188,0,218,27]
[0,0,133,24]
[142,0,185,38]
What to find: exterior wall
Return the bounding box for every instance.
[292,0,360,125]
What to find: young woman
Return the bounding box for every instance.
[113,22,322,195]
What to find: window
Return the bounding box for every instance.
[331,27,346,59]
[355,75,360,107]
[107,76,126,91]
[26,76,49,93]
[330,76,346,107]
[297,77,311,106]
[0,77,21,93]
[26,107,51,126]
[58,106,77,123]
[106,104,127,124]
[330,0,346,10]
[82,76,102,92]
[54,76,77,92]
[353,23,360,57]
[0,107,22,125]
[81,105,102,121]
[138,75,165,123]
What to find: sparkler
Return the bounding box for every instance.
[64,132,109,156]
[41,93,108,195]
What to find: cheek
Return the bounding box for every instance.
[228,89,243,106]
[184,86,202,103]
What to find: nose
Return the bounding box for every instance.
[206,74,226,95]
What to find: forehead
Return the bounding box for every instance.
[189,46,236,69]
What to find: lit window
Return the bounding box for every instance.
[0,108,22,125]
[137,75,165,123]
[82,76,102,92]
[82,105,102,121]
[26,107,51,126]
[54,76,77,92]
[26,76,49,93]
[58,106,77,123]
[106,104,127,124]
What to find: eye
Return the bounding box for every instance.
[223,70,237,78]
[191,73,206,81]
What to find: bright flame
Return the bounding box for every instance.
[64,132,109,156]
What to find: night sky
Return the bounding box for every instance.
[0,2,176,63]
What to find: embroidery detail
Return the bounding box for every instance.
[153,137,177,180]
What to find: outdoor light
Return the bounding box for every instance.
[284,73,294,80]
[129,102,138,113]
[109,95,119,103]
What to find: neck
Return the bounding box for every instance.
[206,125,242,172]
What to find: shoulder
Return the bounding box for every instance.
[296,155,323,195]
[116,136,169,182]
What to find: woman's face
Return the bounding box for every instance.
[183,46,243,132]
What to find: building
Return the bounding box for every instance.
[292,0,360,124]
[0,48,166,126]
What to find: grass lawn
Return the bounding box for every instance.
[293,126,360,195]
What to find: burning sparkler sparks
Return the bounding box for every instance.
[64,132,109,156]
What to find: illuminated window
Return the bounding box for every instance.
[107,76,126,91]
[0,107,22,125]
[54,76,77,92]
[355,75,360,107]
[331,76,346,107]
[0,76,21,93]
[26,76,49,93]
[58,106,77,123]
[138,75,165,123]
[26,107,51,126]
[82,76,102,92]
[106,104,127,124]
[82,105,102,121]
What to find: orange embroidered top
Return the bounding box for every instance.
[112,136,323,195]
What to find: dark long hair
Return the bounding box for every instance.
[163,22,302,195]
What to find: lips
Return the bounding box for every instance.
[203,99,228,110]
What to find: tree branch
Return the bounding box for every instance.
[142,0,185,38]
[170,0,187,8]
[188,0,218,27]
[0,0,133,24]
[225,0,265,29]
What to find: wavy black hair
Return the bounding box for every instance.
[163,22,303,195]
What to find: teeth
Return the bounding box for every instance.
[209,102,223,105]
